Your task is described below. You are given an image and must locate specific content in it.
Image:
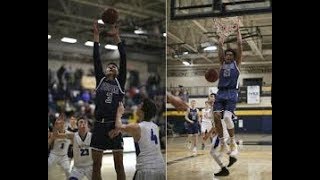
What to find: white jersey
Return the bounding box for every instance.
[202,108,212,122]
[136,121,165,171]
[73,132,93,167]
[51,136,71,156]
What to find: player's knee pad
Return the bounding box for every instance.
[210,147,223,165]
[69,177,78,180]
[210,147,216,157]
[223,111,234,129]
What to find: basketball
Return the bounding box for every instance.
[205,68,219,82]
[101,8,119,24]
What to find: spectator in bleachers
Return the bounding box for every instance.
[180,87,189,103]
[81,90,91,103]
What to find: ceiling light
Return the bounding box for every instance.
[98,19,104,24]
[105,44,118,50]
[182,61,191,66]
[204,46,217,51]
[61,37,77,43]
[134,29,146,34]
[84,41,94,47]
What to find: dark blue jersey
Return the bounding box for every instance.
[93,42,126,120]
[188,108,199,122]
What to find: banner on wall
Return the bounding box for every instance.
[238,86,247,103]
[81,76,96,89]
[247,85,260,104]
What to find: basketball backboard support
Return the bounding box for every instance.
[170,0,272,20]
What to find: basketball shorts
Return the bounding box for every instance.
[186,121,199,134]
[201,121,213,133]
[48,153,70,174]
[90,120,123,151]
[213,89,238,112]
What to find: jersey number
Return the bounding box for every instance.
[80,149,89,156]
[223,69,230,77]
[150,129,158,145]
[105,92,113,103]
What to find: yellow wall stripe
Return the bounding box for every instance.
[164,110,272,116]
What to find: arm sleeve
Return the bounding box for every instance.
[93,42,105,85]
[117,42,127,90]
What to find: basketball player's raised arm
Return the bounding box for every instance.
[167,92,189,111]
[218,39,225,65]
[93,20,104,83]
[236,24,243,65]
[115,102,141,139]
[114,25,127,89]
[55,131,74,140]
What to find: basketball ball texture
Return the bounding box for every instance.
[102,8,118,24]
[205,68,219,82]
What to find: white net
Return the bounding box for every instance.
[213,16,240,43]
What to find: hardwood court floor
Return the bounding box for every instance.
[167,136,272,180]
[48,151,167,180]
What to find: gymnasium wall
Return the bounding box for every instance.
[168,72,272,87]
[167,108,272,135]
[48,59,166,87]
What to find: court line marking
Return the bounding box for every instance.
[167,154,205,166]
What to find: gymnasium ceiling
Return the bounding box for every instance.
[48,0,165,63]
[48,0,272,75]
[167,0,272,75]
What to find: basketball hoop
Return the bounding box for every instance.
[213,16,240,43]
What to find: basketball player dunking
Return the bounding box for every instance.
[114,99,165,180]
[213,23,242,156]
[91,19,126,180]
